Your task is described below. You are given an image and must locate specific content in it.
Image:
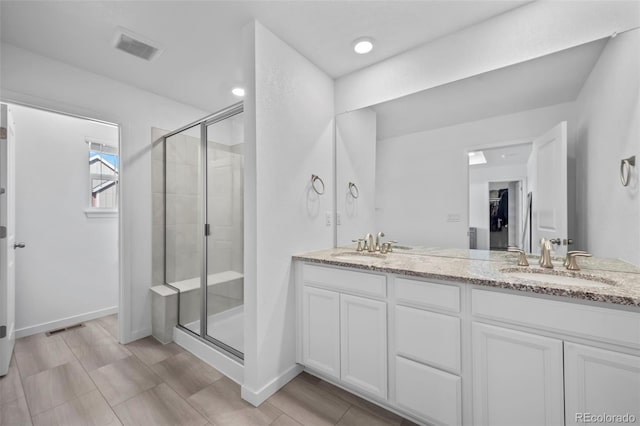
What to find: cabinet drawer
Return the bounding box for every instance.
[396,356,461,426]
[472,289,640,348]
[303,264,386,298]
[396,306,461,374]
[396,277,460,313]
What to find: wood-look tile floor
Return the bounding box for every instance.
[0,315,417,426]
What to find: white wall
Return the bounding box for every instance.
[10,105,118,336]
[335,1,640,113]
[242,21,334,404]
[469,164,528,250]
[336,108,376,246]
[1,43,208,342]
[375,102,575,249]
[575,29,640,265]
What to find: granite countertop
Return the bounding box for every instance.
[293,247,640,307]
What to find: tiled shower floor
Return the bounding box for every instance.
[0,314,417,426]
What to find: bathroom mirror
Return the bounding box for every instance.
[335,33,640,270]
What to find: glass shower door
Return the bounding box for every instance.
[204,111,244,357]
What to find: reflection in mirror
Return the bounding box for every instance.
[469,143,531,252]
[335,31,640,269]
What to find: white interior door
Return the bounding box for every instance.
[527,122,568,256]
[0,104,17,376]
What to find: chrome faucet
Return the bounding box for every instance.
[364,233,374,252]
[375,231,385,251]
[539,238,554,268]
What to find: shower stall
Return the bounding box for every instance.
[163,102,244,359]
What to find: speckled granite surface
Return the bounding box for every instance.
[390,246,640,274]
[293,247,640,307]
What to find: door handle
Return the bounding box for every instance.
[13,242,25,249]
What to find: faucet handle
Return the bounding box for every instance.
[386,240,398,252]
[566,252,592,271]
[507,246,529,267]
[352,239,364,252]
[564,250,586,267]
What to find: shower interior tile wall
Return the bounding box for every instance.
[166,132,200,284]
[207,141,244,315]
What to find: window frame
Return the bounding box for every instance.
[85,138,119,218]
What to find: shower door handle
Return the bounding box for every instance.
[14,242,26,249]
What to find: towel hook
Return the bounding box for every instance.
[620,155,635,187]
[348,182,359,199]
[311,174,325,195]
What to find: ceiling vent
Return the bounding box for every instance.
[113,27,163,61]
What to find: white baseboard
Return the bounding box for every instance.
[127,328,152,343]
[15,306,118,338]
[174,327,244,385]
[241,363,303,407]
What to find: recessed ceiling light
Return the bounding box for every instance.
[232,87,245,97]
[353,37,374,54]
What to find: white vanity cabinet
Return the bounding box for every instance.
[296,259,640,426]
[300,264,388,399]
[471,323,564,426]
[340,294,387,398]
[564,342,640,426]
[301,286,340,379]
[394,278,463,426]
[472,289,640,426]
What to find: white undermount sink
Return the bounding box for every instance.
[501,269,615,288]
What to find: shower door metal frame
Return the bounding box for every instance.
[163,101,244,362]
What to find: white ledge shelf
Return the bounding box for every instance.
[85,208,118,218]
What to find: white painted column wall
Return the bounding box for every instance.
[242,21,335,405]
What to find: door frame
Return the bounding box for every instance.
[466,137,532,251]
[486,178,526,250]
[0,98,125,342]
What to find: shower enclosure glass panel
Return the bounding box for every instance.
[164,125,202,335]
[163,103,244,359]
[205,113,244,354]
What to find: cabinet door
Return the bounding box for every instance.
[564,342,640,426]
[340,294,387,399]
[472,323,564,426]
[302,286,340,379]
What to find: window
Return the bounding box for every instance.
[88,140,119,210]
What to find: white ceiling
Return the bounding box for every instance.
[373,37,608,140]
[473,143,533,168]
[0,0,530,113]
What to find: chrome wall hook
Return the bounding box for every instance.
[620,155,635,187]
